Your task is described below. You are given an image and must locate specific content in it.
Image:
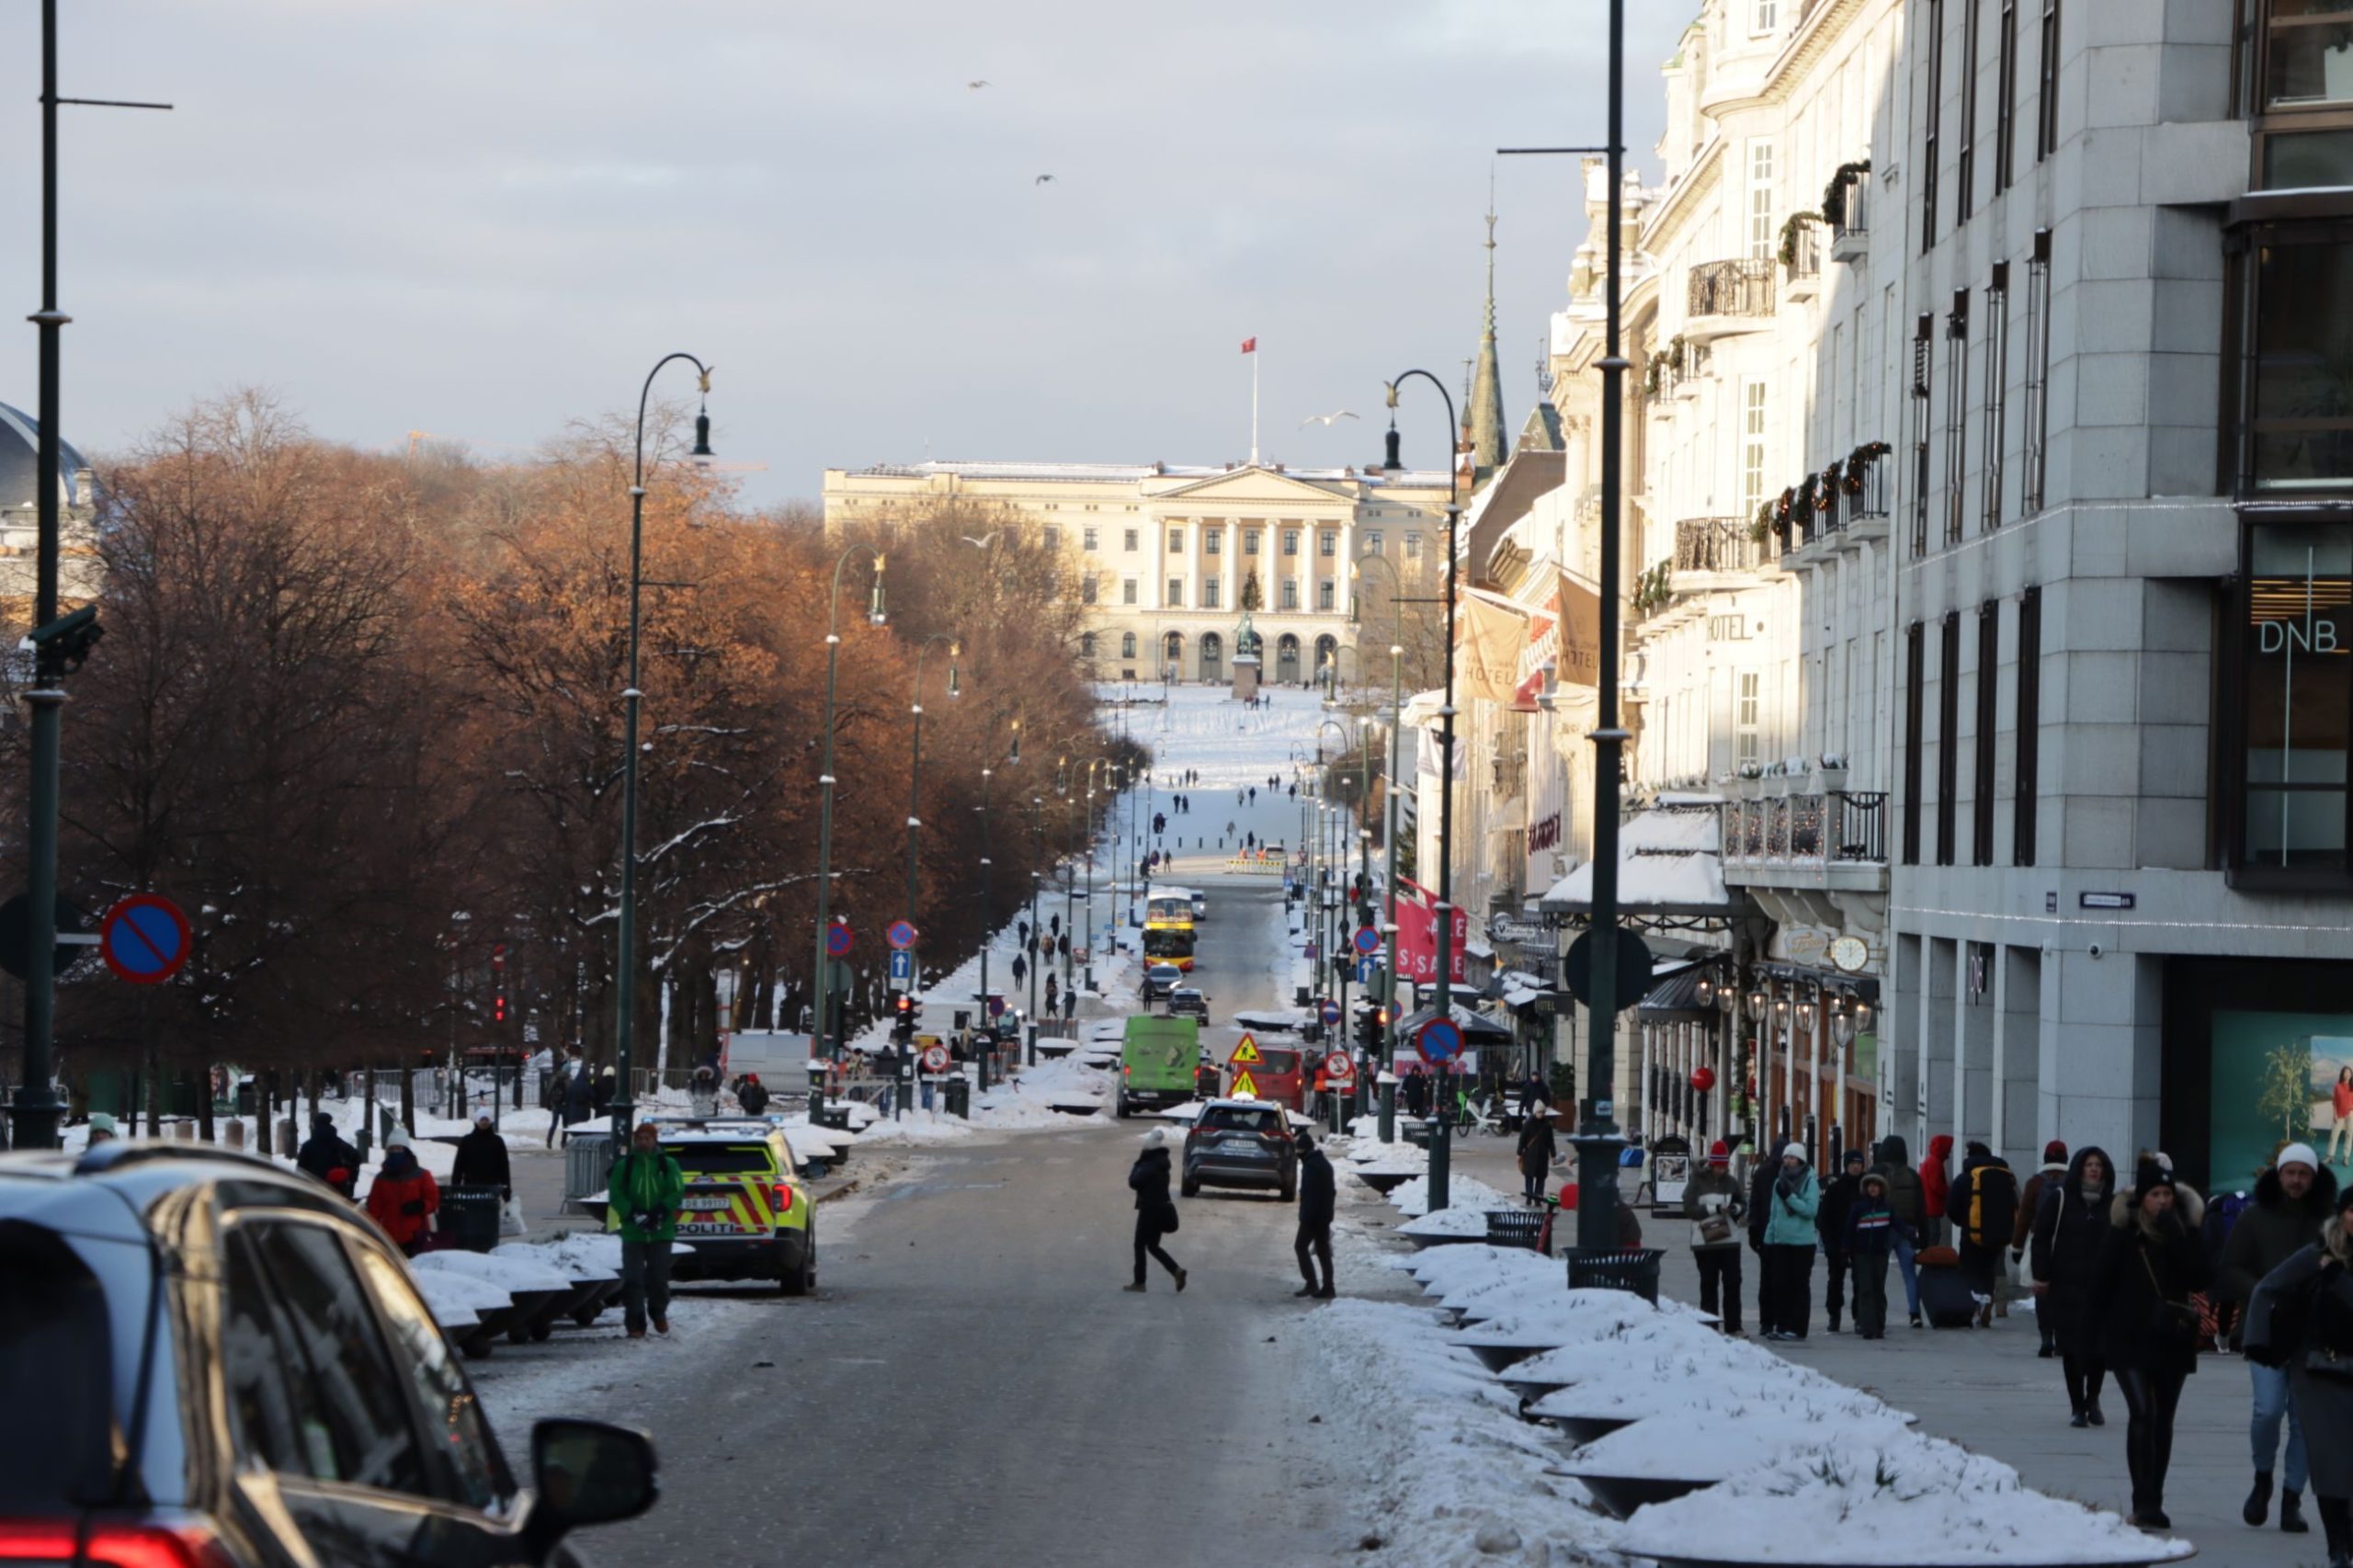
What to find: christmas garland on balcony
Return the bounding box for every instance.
[1820,159,1870,228]
[1846,439,1892,492]
[1777,211,1821,270]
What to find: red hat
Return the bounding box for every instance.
[2043,1140,2067,1164]
[1707,1140,1731,1166]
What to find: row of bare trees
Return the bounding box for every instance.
[0,392,1138,1108]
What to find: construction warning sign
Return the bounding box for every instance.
[1231,1068,1262,1099]
[1229,1033,1262,1065]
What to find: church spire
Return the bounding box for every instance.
[1466,193,1507,475]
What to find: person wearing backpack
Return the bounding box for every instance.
[2245,1182,2353,1568]
[2218,1142,2336,1537]
[1949,1142,2020,1328]
[1872,1134,1928,1327]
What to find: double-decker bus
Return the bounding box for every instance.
[1142,886,1198,971]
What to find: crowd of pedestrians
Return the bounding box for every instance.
[1664,1127,2353,1552]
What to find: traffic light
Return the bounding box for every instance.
[492,943,507,1025]
[891,991,917,1043]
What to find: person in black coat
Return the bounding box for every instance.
[736,1074,770,1117]
[449,1113,512,1199]
[2092,1157,2211,1529]
[1746,1151,1779,1335]
[1295,1131,1336,1298]
[2031,1145,2115,1426]
[1817,1148,1867,1334]
[294,1111,361,1199]
[1125,1131,1187,1292]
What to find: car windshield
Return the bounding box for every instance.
[1260,1049,1302,1074]
[1200,1106,1282,1132]
[667,1143,777,1176]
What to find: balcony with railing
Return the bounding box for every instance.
[1781,220,1823,302]
[1721,775,1888,893]
[1824,164,1870,263]
[1684,258,1776,342]
[1781,448,1891,558]
[1674,516,1776,578]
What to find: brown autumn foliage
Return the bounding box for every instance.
[0,392,1128,1099]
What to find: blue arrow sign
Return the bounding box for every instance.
[888,949,914,983]
[1416,1017,1464,1062]
[1356,956,1378,985]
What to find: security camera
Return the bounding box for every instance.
[2087,942,2103,960]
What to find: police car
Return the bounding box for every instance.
[643,1118,817,1295]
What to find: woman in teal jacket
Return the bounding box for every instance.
[1761,1142,1822,1341]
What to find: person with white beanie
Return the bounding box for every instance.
[2218,1140,2336,1536]
[1759,1142,1822,1341]
[1125,1128,1187,1293]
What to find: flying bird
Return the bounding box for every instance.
[1299,410,1360,427]
[1034,174,1056,185]
[968,79,991,89]
[961,532,1000,549]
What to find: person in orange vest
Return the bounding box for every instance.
[1310,1062,1331,1120]
[365,1129,440,1256]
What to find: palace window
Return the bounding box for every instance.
[1124,528,1139,551]
[1123,577,1139,606]
[1083,526,1098,551]
[1284,528,1301,556]
[1282,580,1300,609]
[1081,575,1097,605]
[1206,528,1222,555]
[1245,529,1261,555]
[1167,578,1183,608]
[1320,530,1337,557]
[1318,581,1336,610]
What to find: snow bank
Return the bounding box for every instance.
[412,1248,572,1294]
[1608,1440,2194,1563]
[411,1267,508,1331]
[1383,1171,1515,1219]
[498,1235,620,1281]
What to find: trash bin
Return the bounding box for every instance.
[440,1185,505,1254]
[816,1106,853,1132]
[233,1080,256,1116]
[1483,1210,1545,1251]
[1564,1246,1665,1304]
[944,1075,971,1119]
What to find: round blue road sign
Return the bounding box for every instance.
[987,995,1006,1017]
[1415,1017,1464,1062]
[1352,925,1381,957]
[886,919,918,951]
[825,922,854,959]
[101,894,190,986]
[1318,997,1342,1026]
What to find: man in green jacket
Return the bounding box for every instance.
[608,1121,686,1338]
[1761,1142,1822,1342]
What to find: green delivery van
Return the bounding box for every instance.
[1117,1015,1200,1117]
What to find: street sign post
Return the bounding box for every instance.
[1318,998,1342,1027]
[886,919,918,951]
[920,1044,950,1074]
[0,893,95,981]
[98,894,188,985]
[888,949,914,984]
[1351,926,1381,957]
[1229,1033,1263,1065]
[1323,1051,1354,1081]
[987,995,1006,1018]
[1355,956,1378,985]
[1564,927,1653,1012]
[1415,1016,1464,1064]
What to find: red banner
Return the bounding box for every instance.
[1394,877,1468,985]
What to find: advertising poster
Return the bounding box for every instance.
[2211,1010,2353,1185]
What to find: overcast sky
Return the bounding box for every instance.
[1,1,1688,506]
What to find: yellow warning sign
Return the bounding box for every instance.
[1229,1033,1262,1065]
[1231,1069,1261,1099]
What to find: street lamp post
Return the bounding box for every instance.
[903,635,960,1107]
[1349,554,1411,1131]
[811,546,887,1076]
[609,353,717,1150]
[1381,369,1461,1210]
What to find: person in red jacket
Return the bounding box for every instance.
[364,1129,441,1256]
[1920,1133,1956,1247]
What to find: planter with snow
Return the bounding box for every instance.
[1552,1407,1916,1519]
[495,1235,620,1327]
[1356,1168,1416,1195]
[1605,1440,2193,1567]
[413,1248,573,1344]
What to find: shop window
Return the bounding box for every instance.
[2228,219,2353,495]
[2237,518,2353,872]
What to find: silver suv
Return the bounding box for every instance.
[0,1140,658,1566]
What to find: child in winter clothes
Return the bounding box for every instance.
[1846,1171,1899,1338]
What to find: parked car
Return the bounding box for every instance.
[1141,962,1183,1002]
[1167,987,1211,1025]
[0,1140,659,1567]
[641,1119,816,1295]
[1181,1099,1299,1199]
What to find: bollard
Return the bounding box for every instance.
[1378,1079,1396,1144]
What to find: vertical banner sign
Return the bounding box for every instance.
[1556,570,1603,688]
[1393,876,1468,984]
[1457,595,1527,705]
[1512,583,1560,712]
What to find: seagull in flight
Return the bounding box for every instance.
[968,79,991,89]
[961,532,1001,549]
[1034,174,1056,185]
[1299,410,1360,427]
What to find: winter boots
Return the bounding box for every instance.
[2286,1488,2310,1535]
[2247,1472,2275,1527]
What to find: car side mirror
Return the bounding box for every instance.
[526,1418,659,1558]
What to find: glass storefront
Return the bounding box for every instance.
[2211,1009,2353,1183]
[2244,520,2353,868]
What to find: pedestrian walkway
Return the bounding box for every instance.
[1427,1136,2316,1564]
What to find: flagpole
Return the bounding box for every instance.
[1250,346,1261,467]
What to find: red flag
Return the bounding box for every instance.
[1240,336,1256,354]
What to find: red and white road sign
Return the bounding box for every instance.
[1324,1051,1355,1080]
[920,1044,950,1074]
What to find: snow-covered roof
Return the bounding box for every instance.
[1539,804,1735,917]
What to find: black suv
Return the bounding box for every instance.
[0,1141,658,1567]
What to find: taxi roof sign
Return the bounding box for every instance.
[1228,1033,1263,1065]
[1230,1068,1261,1100]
